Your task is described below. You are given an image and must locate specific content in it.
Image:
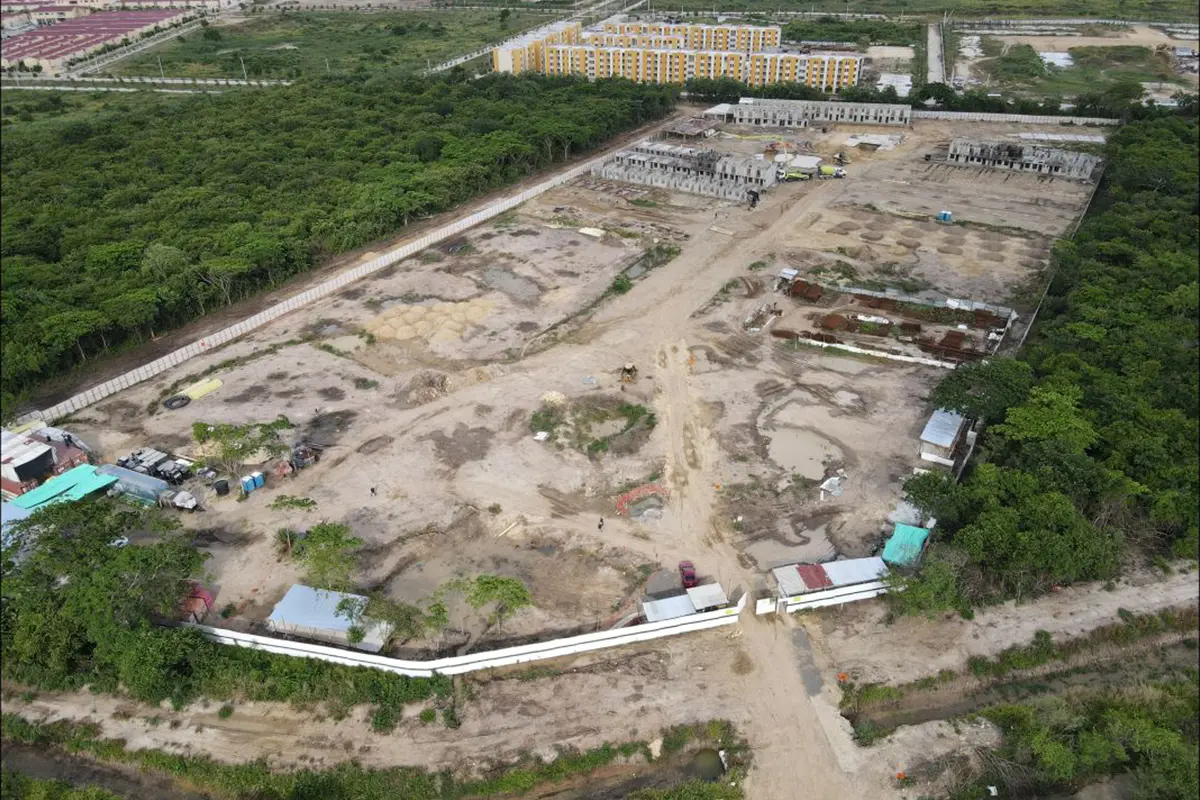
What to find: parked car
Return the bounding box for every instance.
[678,560,698,589]
[109,536,130,548]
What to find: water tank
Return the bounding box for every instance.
[214,479,230,496]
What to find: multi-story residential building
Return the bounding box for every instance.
[493,18,861,90]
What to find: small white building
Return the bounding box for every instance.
[919,409,967,467]
[267,585,394,653]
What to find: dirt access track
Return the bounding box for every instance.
[47,115,1121,799]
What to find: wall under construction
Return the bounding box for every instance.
[946,138,1103,180]
[704,98,912,127]
[594,140,778,200]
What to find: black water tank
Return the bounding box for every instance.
[214,479,230,497]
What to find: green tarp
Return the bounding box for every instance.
[882,523,930,567]
[10,464,116,512]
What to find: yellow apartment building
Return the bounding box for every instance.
[495,20,860,90]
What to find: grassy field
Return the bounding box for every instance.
[652,0,1199,22]
[111,10,549,79]
[977,42,1190,98]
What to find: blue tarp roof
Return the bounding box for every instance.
[883,524,931,567]
[9,464,117,512]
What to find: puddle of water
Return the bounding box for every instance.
[766,428,842,480]
[743,523,835,568]
[482,267,540,303]
[626,264,646,279]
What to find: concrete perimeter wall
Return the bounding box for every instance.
[912,110,1119,126]
[13,142,628,426]
[187,590,746,677]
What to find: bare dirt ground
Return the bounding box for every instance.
[40,116,1116,799]
[993,25,1198,52]
[806,568,1200,685]
[24,109,700,412]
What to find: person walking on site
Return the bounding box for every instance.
[598,517,605,532]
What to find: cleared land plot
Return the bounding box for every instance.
[59,118,1094,655]
[24,113,1145,800]
[111,11,546,78]
[976,39,1192,97]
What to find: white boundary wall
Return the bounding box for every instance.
[186,591,746,677]
[777,582,888,613]
[912,110,1119,126]
[13,144,630,426]
[789,337,959,369]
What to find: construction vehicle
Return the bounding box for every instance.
[620,363,638,383]
[778,168,814,182]
[818,165,847,179]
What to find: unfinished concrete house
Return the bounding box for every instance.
[946,139,1103,180]
[594,140,778,200]
[703,98,912,127]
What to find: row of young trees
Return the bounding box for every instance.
[890,112,1198,614]
[0,73,678,415]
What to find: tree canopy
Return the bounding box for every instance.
[0,74,677,414]
[0,500,445,722]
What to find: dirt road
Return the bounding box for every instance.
[807,568,1200,685]
[654,339,860,799]
[927,22,946,84]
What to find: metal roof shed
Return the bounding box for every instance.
[883,524,930,567]
[267,585,393,653]
[686,583,729,612]
[790,155,823,170]
[95,464,168,505]
[822,557,888,587]
[772,565,805,598]
[920,409,966,448]
[1,429,55,484]
[640,593,697,623]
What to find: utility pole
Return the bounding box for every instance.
[239,55,247,81]
[158,56,165,80]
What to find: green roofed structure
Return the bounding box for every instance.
[882,523,930,567]
[9,464,116,512]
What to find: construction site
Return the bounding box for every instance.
[9,100,1151,799]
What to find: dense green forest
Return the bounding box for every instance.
[956,675,1199,799]
[0,74,676,413]
[893,112,1199,614]
[0,501,448,730]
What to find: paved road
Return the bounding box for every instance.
[926,22,946,84]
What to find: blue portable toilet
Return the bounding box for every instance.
[240,475,256,494]
[937,210,953,223]
[252,471,265,489]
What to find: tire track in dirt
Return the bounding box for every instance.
[655,340,861,800]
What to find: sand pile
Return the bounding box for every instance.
[369,299,494,343]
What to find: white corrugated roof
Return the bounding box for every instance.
[1,429,52,469]
[790,155,823,169]
[823,557,888,587]
[641,593,697,623]
[920,409,966,448]
[686,583,729,610]
[772,565,808,598]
